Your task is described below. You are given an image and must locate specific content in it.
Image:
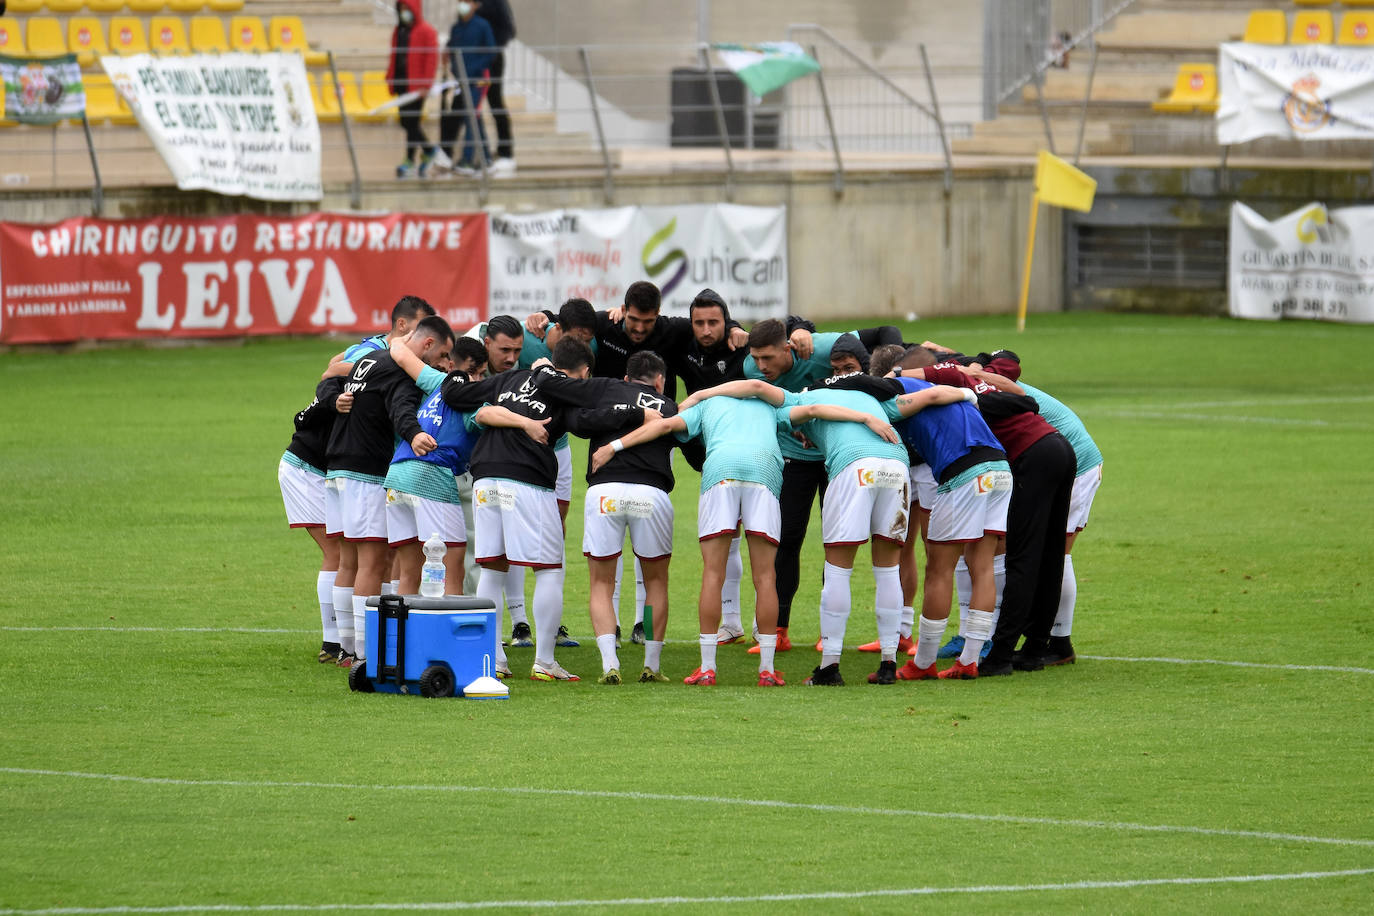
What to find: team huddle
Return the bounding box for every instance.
[277,280,1102,687]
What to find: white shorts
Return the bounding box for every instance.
[927,467,1011,544]
[556,443,573,505]
[1067,463,1102,533]
[336,476,388,542]
[582,482,674,561]
[324,475,344,537]
[821,457,911,546]
[386,489,466,547]
[472,478,564,568]
[910,463,937,512]
[698,480,781,544]
[278,459,325,529]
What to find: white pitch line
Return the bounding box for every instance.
[0,868,1371,914]
[1147,394,1374,410]
[2,768,1371,849]
[1087,409,1368,428]
[1081,655,1374,675]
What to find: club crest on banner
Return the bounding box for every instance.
[1282,73,1331,134]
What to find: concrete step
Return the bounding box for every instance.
[1096,10,1248,53]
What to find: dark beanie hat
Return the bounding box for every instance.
[689,288,732,325]
[830,332,870,372]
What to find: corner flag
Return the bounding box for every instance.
[1018,152,1097,331]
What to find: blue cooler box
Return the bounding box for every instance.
[350,595,498,697]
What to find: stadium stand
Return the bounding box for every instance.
[1291,9,1335,42]
[46,0,84,13]
[189,15,229,53]
[1151,63,1217,114]
[169,0,207,11]
[0,17,27,55]
[87,0,127,12]
[207,0,245,13]
[308,71,341,123]
[1339,9,1374,42]
[228,15,269,53]
[6,0,42,13]
[268,16,328,67]
[109,17,150,55]
[129,0,169,13]
[149,16,191,54]
[69,19,111,68]
[1243,10,1287,44]
[359,71,397,121]
[25,16,65,57]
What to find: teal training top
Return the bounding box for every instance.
[1019,381,1102,476]
[742,331,843,461]
[675,397,784,497]
[777,388,907,479]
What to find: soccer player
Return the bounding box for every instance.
[327,295,436,368]
[325,314,455,663]
[568,352,677,685]
[441,336,605,682]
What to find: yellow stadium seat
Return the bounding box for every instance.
[86,0,127,12]
[69,18,110,68]
[6,0,43,14]
[1342,0,1374,7]
[46,0,87,13]
[189,16,228,53]
[1152,63,1218,114]
[1294,0,1332,5]
[109,17,149,54]
[360,70,396,120]
[1243,10,1287,44]
[268,16,329,67]
[335,71,383,122]
[1292,10,1335,42]
[25,17,66,58]
[208,0,245,13]
[310,71,341,122]
[73,74,110,124]
[0,18,28,55]
[149,16,190,54]
[168,0,205,11]
[229,16,268,52]
[1338,10,1374,42]
[128,0,167,12]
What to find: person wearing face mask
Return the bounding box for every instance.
[387,0,440,179]
[433,0,495,176]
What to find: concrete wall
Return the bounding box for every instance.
[0,165,1061,320]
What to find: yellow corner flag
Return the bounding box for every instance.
[1018,151,1097,331]
[1035,150,1096,212]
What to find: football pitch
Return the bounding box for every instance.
[1,311,1371,913]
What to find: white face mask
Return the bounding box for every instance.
[398,7,413,24]
[457,2,473,16]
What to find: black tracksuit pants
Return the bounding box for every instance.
[987,432,1076,661]
[776,457,828,628]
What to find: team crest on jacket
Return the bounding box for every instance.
[636,392,665,411]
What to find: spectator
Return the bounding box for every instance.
[387,0,440,179]
[482,0,516,174]
[436,1,495,176]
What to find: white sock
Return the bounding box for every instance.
[504,566,528,626]
[954,556,972,637]
[1052,554,1076,637]
[611,554,623,625]
[332,585,355,654]
[721,536,743,629]
[914,615,948,669]
[634,559,647,626]
[873,565,902,661]
[991,553,1006,634]
[819,561,853,667]
[959,608,995,665]
[596,633,619,673]
[757,633,778,673]
[531,567,565,668]
[476,568,507,668]
[698,633,717,671]
[645,639,664,671]
[899,605,914,640]
[318,571,338,642]
[352,593,370,660]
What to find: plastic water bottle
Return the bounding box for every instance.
[420,533,446,597]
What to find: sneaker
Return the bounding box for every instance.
[495,660,512,679]
[683,666,716,685]
[556,625,580,647]
[804,663,844,686]
[717,623,746,645]
[630,621,645,645]
[509,622,533,648]
[757,669,786,687]
[857,635,916,654]
[530,660,580,682]
[597,668,621,685]
[417,152,435,178]
[453,159,480,177]
[747,628,792,654]
[939,660,979,679]
[937,635,965,659]
[615,625,622,649]
[430,148,454,172]
[638,666,670,683]
[395,160,415,179]
[1041,636,1077,667]
[489,156,516,175]
[335,651,356,669]
[318,641,341,663]
[867,659,898,685]
[895,660,938,681]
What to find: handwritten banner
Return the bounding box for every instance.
[1219,43,1374,145]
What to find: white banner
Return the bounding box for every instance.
[1229,201,1374,323]
[1218,43,1374,145]
[487,204,787,322]
[99,53,321,202]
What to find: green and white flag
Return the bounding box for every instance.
[711,41,820,97]
[0,54,85,124]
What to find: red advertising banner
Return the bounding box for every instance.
[0,212,489,344]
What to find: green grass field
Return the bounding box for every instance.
[1,312,1371,913]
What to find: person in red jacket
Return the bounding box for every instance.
[387,0,439,178]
